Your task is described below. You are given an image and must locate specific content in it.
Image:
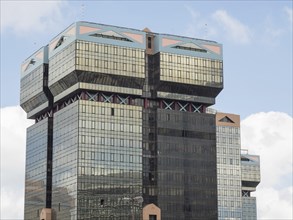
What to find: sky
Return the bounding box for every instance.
[0,1,292,219]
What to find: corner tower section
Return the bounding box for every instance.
[48,22,146,100]
[47,22,146,219]
[20,46,54,219]
[20,46,51,118]
[216,113,242,219]
[241,153,260,219]
[158,34,222,100]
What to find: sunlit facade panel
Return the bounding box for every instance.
[24,119,49,219]
[49,99,144,219]
[160,52,223,87]
[51,101,79,220]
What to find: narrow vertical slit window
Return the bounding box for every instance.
[148,37,152,49]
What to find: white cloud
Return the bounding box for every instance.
[0,106,34,219]
[259,15,286,46]
[241,112,293,219]
[255,187,293,219]
[0,0,71,34]
[263,26,284,42]
[284,6,293,23]
[184,6,252,44]
[212,10,252,44]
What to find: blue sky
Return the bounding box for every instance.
[0,1,292,219]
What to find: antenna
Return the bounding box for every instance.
[80,3,85,20]
[204,23,208,38]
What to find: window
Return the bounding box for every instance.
[129,139,133,148]
[80,167,85,175]
[101,152,105,161]
[166,114,170,121]
[149,215,157,220]
[111,108,114,116]
[148,37,152,49]
[101,107,105,115]
[91,136,95,144]
[100,199,104,206]
[81,135,85,143]
[110,123,114,131]
[91,152,95,160]
[110,138,114,145]
[182,130,187,137]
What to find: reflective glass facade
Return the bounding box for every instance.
[76,41,145,78]
[242,197,257,220]
[216,113,261,220]
[51,101,79,219]
[216,113,242,220]
[20,65,48,112]
[24,119,49,219]
[156,110,218,219]
[160,52,223,86]
[48,42,76,96]
[241,154,260,220]
[21,21,225,220]
[20,46,50,118]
